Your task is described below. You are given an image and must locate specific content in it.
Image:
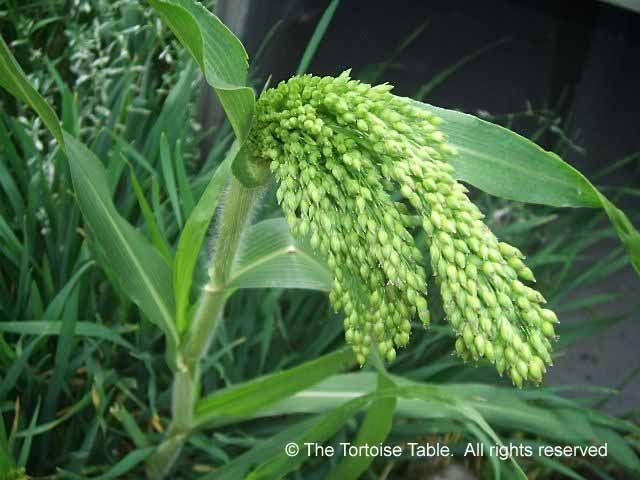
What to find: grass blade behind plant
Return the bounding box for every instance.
[414,37,510,100]
[246,395,372,480]
[0,336,41,402]
[174,139,195,217]
[58,447,156,480]
[0,321,136,350]
[295,0,341,76]
[129,161,173,265]
[160,132,184,229]
[142,62,198,161]
[199,417,318,480]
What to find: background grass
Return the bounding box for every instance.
[1,1,639,479]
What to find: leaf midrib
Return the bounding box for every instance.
[74,153,177,342]
[229,243,330,289]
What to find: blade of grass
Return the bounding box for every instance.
[296,0,341,76]
[174,139,195,217]
[17,398,40,467]
[246,395,372,480]
[129,159,173,265]
[194,348,355,427]
[415,37,510,100]
[327,373,396,480]
[0,321,136,350]
[160,132,183,229]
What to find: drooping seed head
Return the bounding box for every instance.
[250,71,557,386]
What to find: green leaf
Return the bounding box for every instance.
[0,336,40,402]
[129,161,173,265]
[174,139,195,217]
[327,373,396,480]
[147,0,254,142]
[77,447,155,480]
[14,393,91,438]
[63,133,178,348]
[595,427,640,474]
[417,102,640,277]
[0,321,136,351]
[160,132,184,229]
[0,34,63,145]
[199,417,318,480]
[110,403,151,449]
[246,395,372,480]
[193,348,355,427]
[174,145,234,334]
[227,217,332,291]
[0,30,179,353]
[17,399,40,468]
[147,0,271,188]
[0,439,16,475]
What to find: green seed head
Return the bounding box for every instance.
[250,72,557,385]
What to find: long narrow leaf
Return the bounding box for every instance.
[296,0,341,75]
[160,132,183,228]
[194,348,355,427]
[173,145,234,334]
[63,133,178,347]
[0,35,63,145]
[327,373,396,480]
[0,321,136,350]
[246,395,372,480]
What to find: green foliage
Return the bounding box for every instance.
[0,1,638,479]
[0,35,63,145]
[64,133,179,348]
[327,372,397,480]
[227,217,332,291]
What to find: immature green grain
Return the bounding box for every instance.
[249,71,557,386]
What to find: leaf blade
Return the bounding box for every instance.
[0,34,63,144]
[147,0,254,142]
[228,218,333,291]
[194,348,355,427]
[417,102,640,277]
[63,133,178,346]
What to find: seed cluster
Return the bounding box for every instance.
[249,71,557,386]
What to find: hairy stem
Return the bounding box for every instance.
[146,176,261,479]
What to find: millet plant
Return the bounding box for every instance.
[1,1,639,479]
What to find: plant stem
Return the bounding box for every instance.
[146,176,262,479]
